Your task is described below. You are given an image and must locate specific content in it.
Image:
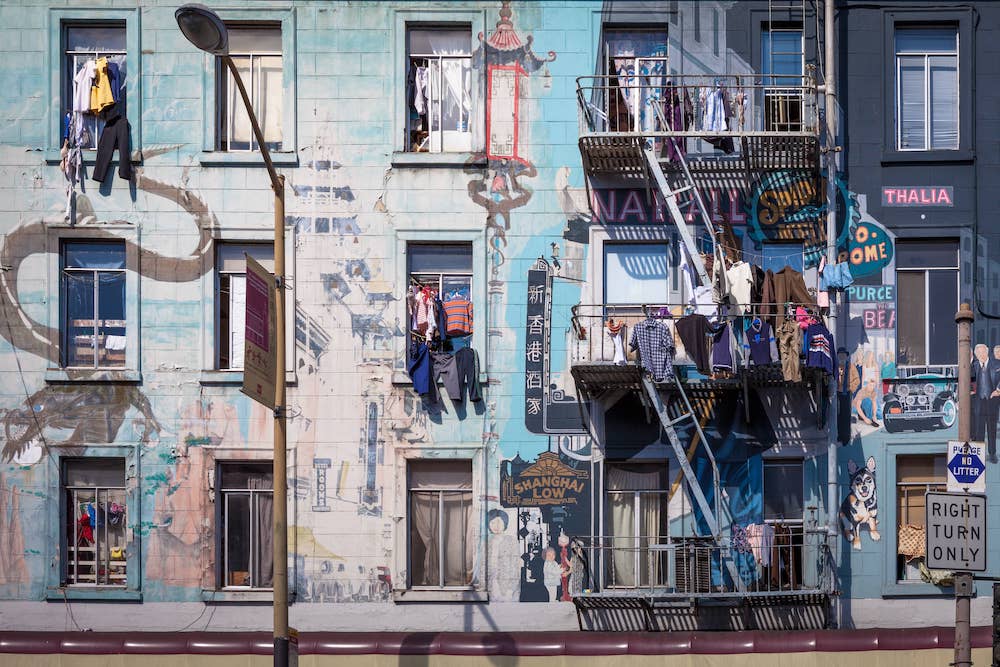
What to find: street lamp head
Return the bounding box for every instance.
[175,4,229,56]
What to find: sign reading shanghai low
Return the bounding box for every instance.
[500,452,590,507]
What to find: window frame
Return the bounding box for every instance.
[391,8,486,164]
[881,444,952,596]
[893,26,959,152]
[62,457,128,588]
[197,8,297,167]
[588,226,684,316]
[60,240,127,370]
[881,10,973,162]
[602,461,671,589]
[217,23,284,153]
[215,242,275,371]
[62,22,127,152]
[216,461,274,591]
[45,224,140,383]
[894,239,959,370]
[404,25,474,154]
[46,8,141,162]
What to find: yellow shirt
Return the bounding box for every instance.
[90,57,116,113]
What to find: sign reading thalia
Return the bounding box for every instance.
[881,186,954,207]
[241,254,277,410]
[925,492,987,572]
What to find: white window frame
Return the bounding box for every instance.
[588,226,684,314]
[404,25,473,153]
[894,27,959,151]
[218,23,283,153]
[218,461,274,590]
[895,242,959,370]
[63,457,128,588]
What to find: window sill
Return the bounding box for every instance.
[880,148,974,165]
[45,587,141,602]
[45,368,141,384]
[392,589,487,603]
[198,151,300,167]
[881,581,954,597]
[43,149,143,165]
[199,370,297,386]
[390,152,485,168]
[201,589,274,604]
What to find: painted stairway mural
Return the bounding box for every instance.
[0,0,994,631]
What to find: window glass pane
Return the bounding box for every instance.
[252,492,274,587]
[898,55,926,150]
[896,240,958,268]
[440,490,472,586]
[256,55,283,149]
[66,25,126,52]
[898,454,947,483]
[408,460,472,490]
[217,243,274,272]
[407,244,473,274]
[929,56,958,149]
[762,30,803,86]
[97,272,126,367]
[604,243,669,305]
[227,25,282,53]
[928,269,958,365]
[225,492,251,586]
[896,271,926,366]
[605,30,668,57]
[64,458,125,487]
[761,242,803,273]
[408,28,471,56]
[65,272,95,367]
[896,27,957,53]
[440,58,471,133]
[225,55,253,150]
[605,491,636,586]
[64,242,125,269]
[220,462,273,489]
[763,461,804,521]
[409,490,439,586]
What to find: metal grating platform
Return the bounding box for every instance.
[571,363,822,397]
[578,135,647,178]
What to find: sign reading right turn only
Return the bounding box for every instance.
[925,492,987,572]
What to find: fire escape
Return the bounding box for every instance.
[568,1,835,632]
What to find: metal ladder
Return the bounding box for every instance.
[640,375,745,592]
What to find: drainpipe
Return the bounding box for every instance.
[824,0,840,545]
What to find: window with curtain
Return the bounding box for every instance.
[895,26,958,151]
[218,24,283,151]
[216,243,275,370]
[407,460,473,588]
[603,243,670,307]
[896,454,946,581]
[61,240,126,368]
[604,462,669,588]
[405,26,473,153]
[64,458,127,586]
[219,462,273,589]
[602,28,668,133]
[895,240,958,367]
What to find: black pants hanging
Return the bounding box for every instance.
[92,114,132,183]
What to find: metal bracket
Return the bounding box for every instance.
[275,275,284,289]
[273,405,286,419]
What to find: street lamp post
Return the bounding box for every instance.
[175,5,288,666]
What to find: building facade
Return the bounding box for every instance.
[0,0,998,636]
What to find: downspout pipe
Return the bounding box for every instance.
[824,0,840,543]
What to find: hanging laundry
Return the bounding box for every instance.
[413,66,429,115]
[675,313,715,374]
[661,82,693,161]
[407,341,439,402]
[744,318,778,365]
[629,316,675,382]
[92,114,132,182]
[804,322,835,375]
[606,319,626,366]
[73,60,96,114]
[820,261,854,290]
[443,294,473,336]
[712,321,739,372]
[454,347,482,402]
[777,319,803,382]
[725,261,755,314]
[90,57,116,113]
[701,85,735,154]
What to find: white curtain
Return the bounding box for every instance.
[409,461,472,587]
[606,465,665,587]
[250,474,273,588]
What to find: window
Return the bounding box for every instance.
[407,243,473,341]
[895,27,958,151]
[896,240,958,367]
[61,241,126,368]
[896,454,946,581]
[64,458,127,586]
[218,462,273,589]
[63,23,127,150]
[603,28,668,133]
[218,24,283,151]
[216,243,274,370]
[762,25,804,132]
[407,460,472,588]
[605,462,669,588]
[761,241,803,273]
[405,26,472,153]
[762,459,805,590]
[603,243,670,306]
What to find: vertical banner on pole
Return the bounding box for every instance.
[241,254,277,409]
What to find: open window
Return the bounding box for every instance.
[62,22,127,150]
[218,462,274,589]
[216,243,275,370]
[64,458,127,586]
[405,26,473,153]
[895,454,946,581]
[761,23,804,132]
[601,28,668,133]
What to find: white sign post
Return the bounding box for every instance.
[925,491,987,572]
[947,440,987,494]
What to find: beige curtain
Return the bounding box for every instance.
[607,464,665,587]
[409,461,472,587]
[250,474,273,588]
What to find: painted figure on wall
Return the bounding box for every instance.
[971,343,1000,460]
[542,546,563,602]
[839,456,880,550]
[557,529,572,601]
[487,508,522,601]
[851,351,881,429]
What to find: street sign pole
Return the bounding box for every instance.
[955,303,975,667]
